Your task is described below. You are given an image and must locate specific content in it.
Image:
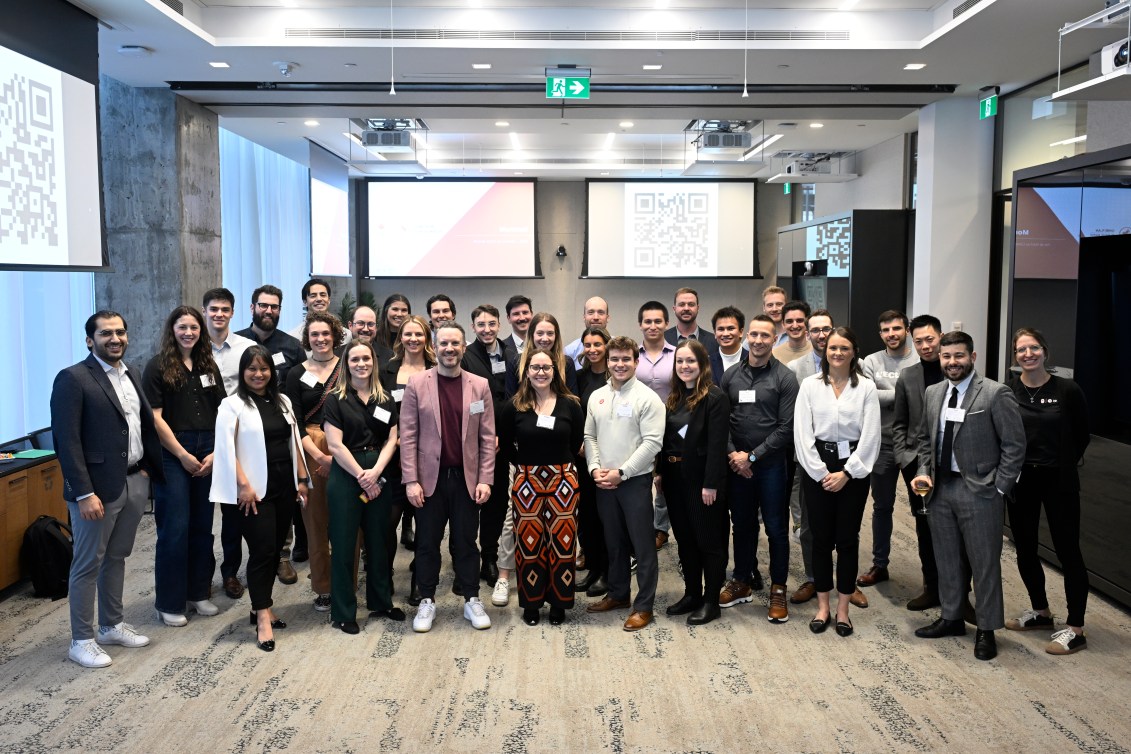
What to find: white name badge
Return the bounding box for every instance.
[616,403,633,418]
[272,351,286,366]
[373,406,391,424]
[200,374,215,388]
[470,400,486,415]
[392,389,405,403]
[678,425,688,438]
[536,414,556,430]
[738,390,756,404]
[300,370,319,388]
[945,407,967,423]
[837,441,852,459]
[491,360,507,374]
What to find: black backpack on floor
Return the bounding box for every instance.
[21,515,73,600]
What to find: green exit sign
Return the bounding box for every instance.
[783,183,792,195]
[546,76,590,99]
[979,94,998,120]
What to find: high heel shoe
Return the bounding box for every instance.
[255,624,275,652]
[249,611,287,629]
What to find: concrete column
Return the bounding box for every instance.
[97,76,221,361]
[911,97,994,350]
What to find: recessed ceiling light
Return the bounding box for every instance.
[600,172,610,176]
[904,63,926,70]
[619,121,634,128]
[810,123,824,128]
[777,64,790,69]
[344,63,357,68]
[472,63,492,70]
[514,171,524,175]
[495,121,510,127]
[642,64,662,71]
[209,61,229,69]
[304,120,319,127]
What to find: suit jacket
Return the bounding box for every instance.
[892,362,926,469]
[502,334,524,354]
[665,325,718,355]
[677,385,732,497]
[709,347,747,387]
[50,354,163,503]
[399,369,496,498]
[788,350,822,382]
[915,372,1026,500]
[210,393,306,503]
[461,338,518,408]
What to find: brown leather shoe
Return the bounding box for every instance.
[277,560,298,585]
[767,584,789,623]
[655,531,669,550]
[906,590,940,611]
[790,581,816,604]
[586,596,631,613]
[856,566,889,587]
[623,611,653,631]
[849,587,869,608]
[223,576,244,599]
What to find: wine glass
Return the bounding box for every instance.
[912,479,931,516]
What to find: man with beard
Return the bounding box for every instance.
[912,331,1025,661]
[771,300,812,366]
[664,288,717,353]
[503,295,533,354]
[401,323,496,632]
[52,311,164,667]
[564,296,611,368]
[346,305,394,364]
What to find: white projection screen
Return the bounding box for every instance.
[0,41,104,269]
[365,180,536,277]
[309,142,349,276]
[586,181,756,278]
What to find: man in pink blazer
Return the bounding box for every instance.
[400,322,496,632]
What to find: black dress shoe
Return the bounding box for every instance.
[915,617,967,639]
[249,612,287,629]
[974,629,997,661]
[255,625,275,652]
[480,561,499,584]
[585,575,609,598]
[835,619,854,637]
[408,575,423,607]
[687,602,721,626]
[369,607,407,622]
[576,571,598,591]
[665,594,704,616]
[750,570,764,592]
[523,608,540,626]
[333,620,360,635]
[809,615,832,634]
[291,548,309,564]
[548,607,565,626]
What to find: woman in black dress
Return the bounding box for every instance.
[1004,327,1091,655]
[496,349,585,626]
[374,293,412,355]
[660,339,731,626]
[575,326,610,596]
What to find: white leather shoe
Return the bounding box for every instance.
[187,599,219,616]
[98,622,150,647]
[158,610,188,627]
[68,640,112,668]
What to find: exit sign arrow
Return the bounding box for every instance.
[546,76,590,99]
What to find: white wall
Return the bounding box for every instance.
[814,135,908,217]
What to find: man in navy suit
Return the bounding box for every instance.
[51,310,163,668]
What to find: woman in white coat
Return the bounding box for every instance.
[211,345,309,651]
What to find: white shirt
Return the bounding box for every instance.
[92,354,143,466]
[210,331,255,396]
[564,337,584,367]
[936,372,974,473]
[794,373,881,482]
[719,348,743,373]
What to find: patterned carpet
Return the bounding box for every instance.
[2,495,1130,753]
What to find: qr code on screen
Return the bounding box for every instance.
[629,190,711,273]
[0,73,60,247]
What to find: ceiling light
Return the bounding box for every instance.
[514,172,524,175]
[509,132,521,150]
[642,64,662,71]
[810,123,824,128]
[344,63,357,68]
[619,121,634,128]
[209,61,229,69]
[1049,135,1087,147]
[304,120,319,127]
[903,63,926,70]
[472,63,492,70]
[495,121,510,127]
[600,172,610,176]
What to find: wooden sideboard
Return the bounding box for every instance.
[1,456,68,591]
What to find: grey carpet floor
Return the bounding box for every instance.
[1,496,1130,753]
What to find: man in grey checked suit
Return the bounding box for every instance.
[912,331,1025,661]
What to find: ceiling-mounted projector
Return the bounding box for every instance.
[698,132,753,153]
[361,130,414,151]
[1101,38,1129,75]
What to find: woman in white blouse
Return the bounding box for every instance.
[794,327,880,637]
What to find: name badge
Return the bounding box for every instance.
[200,374,215,388]
[677,425,688,438]
[300,370,319,388]
[373,406,391,424]
[738,389,756,404]
[392,389,404,403]
[616,403,633,418]
[470,400,486,415]
[491,360,506,374]
[272,351,285,366]
[945,407,966,423]
[837,441,851,459]
[536,414,556,430]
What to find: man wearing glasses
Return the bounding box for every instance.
[236,285,304,385]
[346,305,394,364]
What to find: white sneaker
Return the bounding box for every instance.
[491,578,510,607]
[97,622,150,648]
[464,597,492,630]
[157,610,188,627]
[413,598,436,633]
[68,639,112,668]
[187,599,219,617]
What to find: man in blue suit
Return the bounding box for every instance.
[51,310,164,668]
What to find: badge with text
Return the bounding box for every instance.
[491,360,506,374]
[945,407,966,423]
[837,440,852,459]
[392,389,404,403]
[470,400,486,415]
[373,406,391,424]
[616,403,633,418]
[536,414,556,430]
[300,371,319,388]
[200,374,215,388]
[272,351,285,366]
[739,390,756,404]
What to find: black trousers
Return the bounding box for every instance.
[576,452,607,577]
[803,474,869,595]
[220,503,244,580]
[661,459,728,602]
[415,467,481,600]
[241,459,295,611]
[478,455,511,565]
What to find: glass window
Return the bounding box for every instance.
[800,183,816,222]
[1000,66,1090,191]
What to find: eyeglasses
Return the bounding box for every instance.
[528,364,554,373]
[255,303,281,311]
[96,329,127,338]
[352,322,377,331]
[1015,345,1043,354]
[808,326,833,335]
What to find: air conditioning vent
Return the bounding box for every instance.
[361,130,414,152]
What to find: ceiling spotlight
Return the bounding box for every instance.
[904,63,926,70]
[304,120,319,127]
[619,121,634,128]
[209,61,229,68]
[472,63,492,70]
[495,121,510,127]
[642,64,662,71]
[810,123,825,128]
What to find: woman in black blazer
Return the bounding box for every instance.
[660,339,731,626]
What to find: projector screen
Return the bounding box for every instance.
[586,181,756,278]
[0,41,104,269]
[309,142,348,276]
[365,180,536,277]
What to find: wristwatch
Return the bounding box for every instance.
[298,477,310,485]
[617,468,627,480]
[747,452,757,464]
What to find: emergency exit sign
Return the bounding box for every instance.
[979,94,998,119]
[546,77,590,99]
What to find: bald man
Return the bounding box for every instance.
[564,296,611,368]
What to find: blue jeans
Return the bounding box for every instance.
[153,430,216,613]
[728,456,790,586]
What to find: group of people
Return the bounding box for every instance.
[50,279,1092,668]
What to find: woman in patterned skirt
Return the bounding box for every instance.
[496,349,585,626]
